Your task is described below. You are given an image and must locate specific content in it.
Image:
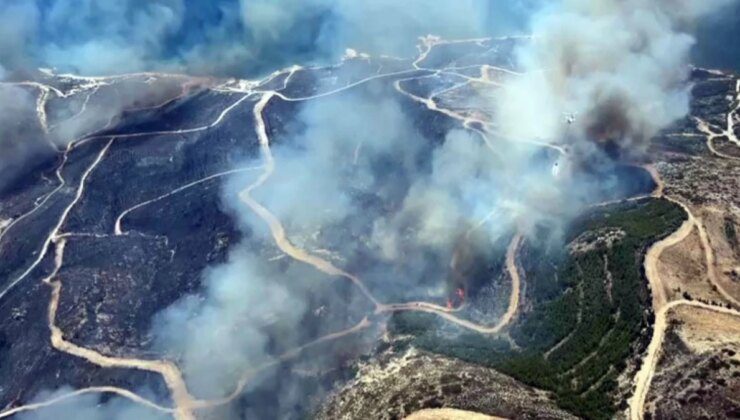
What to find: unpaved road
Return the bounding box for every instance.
[630,162,740,420]
[240,90,524,336]
[1,37,544,418]
[629,299,740,420]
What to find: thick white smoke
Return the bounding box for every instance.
[152,246,308,399]
[497,0,736,157]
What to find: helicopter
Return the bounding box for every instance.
[564,111,578,125]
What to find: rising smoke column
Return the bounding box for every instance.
[496,0,736,158]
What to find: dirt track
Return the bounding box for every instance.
[405,408,507,420]
[630,159,740,420]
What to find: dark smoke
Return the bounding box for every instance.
[495,0,736,158]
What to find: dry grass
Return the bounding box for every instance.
[657,225,726,304]
[405,408,506,420]
[673,305,740,356]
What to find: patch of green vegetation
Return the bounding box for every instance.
[388,198,686,420]
[389,311,440,336]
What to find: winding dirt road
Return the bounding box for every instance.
[114,165,263,236]
[629,160,740,420]
[643,213,694,311]
[239,89,525,337]
[0,81,251,419]
[1,37,536,418]
[44,239,196,420]
[629,299,740,420]
[395,233,522,335]
[695,117,740,161]
[406,408,508,420]
[8,134,200,420]
[0,386,172,419]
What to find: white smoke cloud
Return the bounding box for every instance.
[248,92,423,235]
[372,129,502,259]
[152,246,308,399]
[0,1,39,78]
[496,0,736,157]
[41,0,185,76]
[0,85,52,192]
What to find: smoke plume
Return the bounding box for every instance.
[496,0,736,158]
[0,85,50,192]
[152,246,310,400]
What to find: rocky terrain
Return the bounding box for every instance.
[644,307,740,419]
[318,348,577,420]
[624,69,740,420]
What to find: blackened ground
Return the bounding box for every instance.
[0,88,258,409]
[0,249,171,410]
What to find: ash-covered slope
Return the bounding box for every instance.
[0,73,259,411]
[0,35,738,420]
[0,40,547,418]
